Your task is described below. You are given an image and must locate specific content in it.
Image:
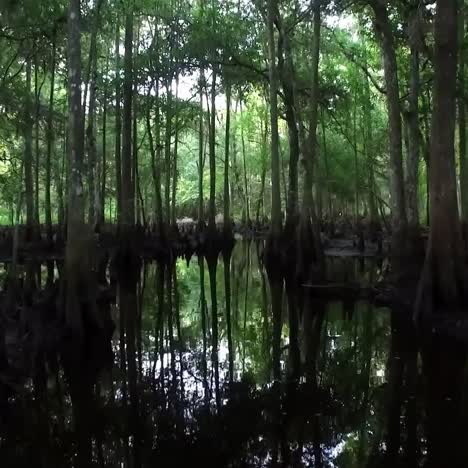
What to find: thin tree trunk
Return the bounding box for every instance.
[45,29,57,241]
[353,94,359,223]
[267,0,282,239]
[257,115,268,223]
[422,90,431,226]
[164,78,173,224]
[34,53,41,228]
[114,17,123,225]
[406,3,421,231]
[362,60,379,230]
[24,55,34,237]
[208,69,217,232]
[319,111,332,225]
[132,24,140,224]
[147,85,163,228]
[133,79,139,225]
[198,70,205,227]
[240,99,250,224]
[223,81,232,234]
[121,2,134,230]
[171,74,179,226]
[85,0,103,225]
[100,57,108,224]
[56,131,66,227]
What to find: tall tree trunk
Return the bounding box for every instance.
[320,110,332,224]
[114,18,123,225]
[430,0,465,306]
[208,69,217,232]
[132,24,141,225]
[240,99,250,224]
[256,115,268,224]
[147,85,163,229]
[24,55,34,237]
[223,81,232,234]
[362,75,378,232]
[267,0,282,239]
[45,29,57,242]
[371,1,408,256]
[164,78,173,224]
[198,70,205,227]
[56,131,66,227]
[299,0,323,268]
[121,2,134,230]
[85,0,103,225]
[459,2,468,227]
[353,94,359,223]
[34,53,41,228]
[421,90,431,226]
[66,0,88,336]
[171,74,179,226]
[133,75,139,225]
[406,2,421,232]
[278,23,299,234]
[100,58,108,224]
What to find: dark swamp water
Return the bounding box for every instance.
[1,241,467,468]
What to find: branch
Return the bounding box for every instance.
[326,26,387,95]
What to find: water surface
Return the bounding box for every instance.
[1,241,465,467]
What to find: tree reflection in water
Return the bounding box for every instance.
[1,241,467,467]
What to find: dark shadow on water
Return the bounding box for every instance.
[0,241,467,467]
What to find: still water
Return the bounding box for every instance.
[1,242,466,467]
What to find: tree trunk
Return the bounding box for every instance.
[422,90,431,226]
[299,0,323,269]
[56,132,66,227]
[121,2,134,230]
[223,81,232,234]
[240,99,250,225]
[133,70,139,225]
[278,23,299,234]
[45,29,57,242]
[171,74,179,226]
[147,86,163,229]
[371,1,408,255]
[430,0,465,306]
[353,94,359,223]
[257,116,268,223]
[164,78,173,224]
[114,17,123,225]
[208,69,217,232]
[459,3,468,225]
[320,111,333,225]
[34,53,41,228]
[406,3,421,232]
[100,58,108,224]
[267,0,282,239]
[85,0,103,225]
[362,63,379,231]
[198,70,205,227]
[24,55,34,238]
[65,0,88,336]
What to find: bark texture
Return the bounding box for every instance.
[430,0,465,306]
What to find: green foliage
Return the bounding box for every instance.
[0,0,445,224]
